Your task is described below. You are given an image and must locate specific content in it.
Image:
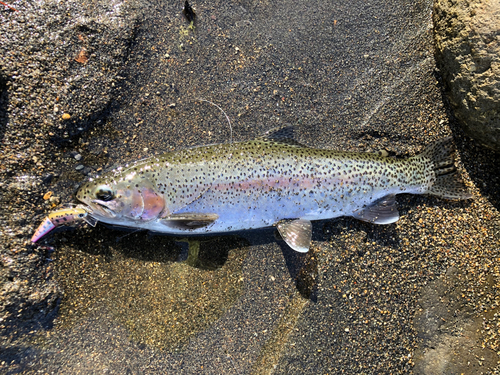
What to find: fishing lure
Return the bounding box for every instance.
[31,204,97,243]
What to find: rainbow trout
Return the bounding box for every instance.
[66,131,471,252]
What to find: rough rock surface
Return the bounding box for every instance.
[433,0,500,151]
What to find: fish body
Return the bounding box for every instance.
[72,133,470,252]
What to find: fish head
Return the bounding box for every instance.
[75,170,165,222]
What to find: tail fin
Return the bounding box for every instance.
[419,137,472,200]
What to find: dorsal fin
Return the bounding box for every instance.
[373,149,389,157]
[257,126,309,148]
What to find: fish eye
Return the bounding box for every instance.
[95,186,115,201]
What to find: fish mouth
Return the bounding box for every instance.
[90,200,118,218]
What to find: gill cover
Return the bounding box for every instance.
[91,180,165,221]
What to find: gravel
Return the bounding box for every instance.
[0,0,138,353]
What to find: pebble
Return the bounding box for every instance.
[75,164,84,171]
[42,173,54,184]
[49,196,60,205]
[80,166,92,175]
[74,154,82,161]
[62,113,71,120]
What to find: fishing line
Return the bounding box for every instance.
[195,98,233,144]
[115,228,145,242]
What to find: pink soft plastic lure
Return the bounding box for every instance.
[31,204,97,243]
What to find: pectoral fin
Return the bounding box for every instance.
[159,213,219,230]
[276,219,312,253]
[353,194,399,224]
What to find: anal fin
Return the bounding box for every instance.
[160,213,219,230]
[276,219,312,253]
[353,194,399,224]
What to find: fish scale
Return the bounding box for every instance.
[66,135,471,252]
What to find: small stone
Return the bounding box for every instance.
[81,167,92,175]
[43,191,53,200]
[74,154,82,161]
[49,196,60,205]
[75,164,84,170]
[62,113,71,120]
[42,173,54,184]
